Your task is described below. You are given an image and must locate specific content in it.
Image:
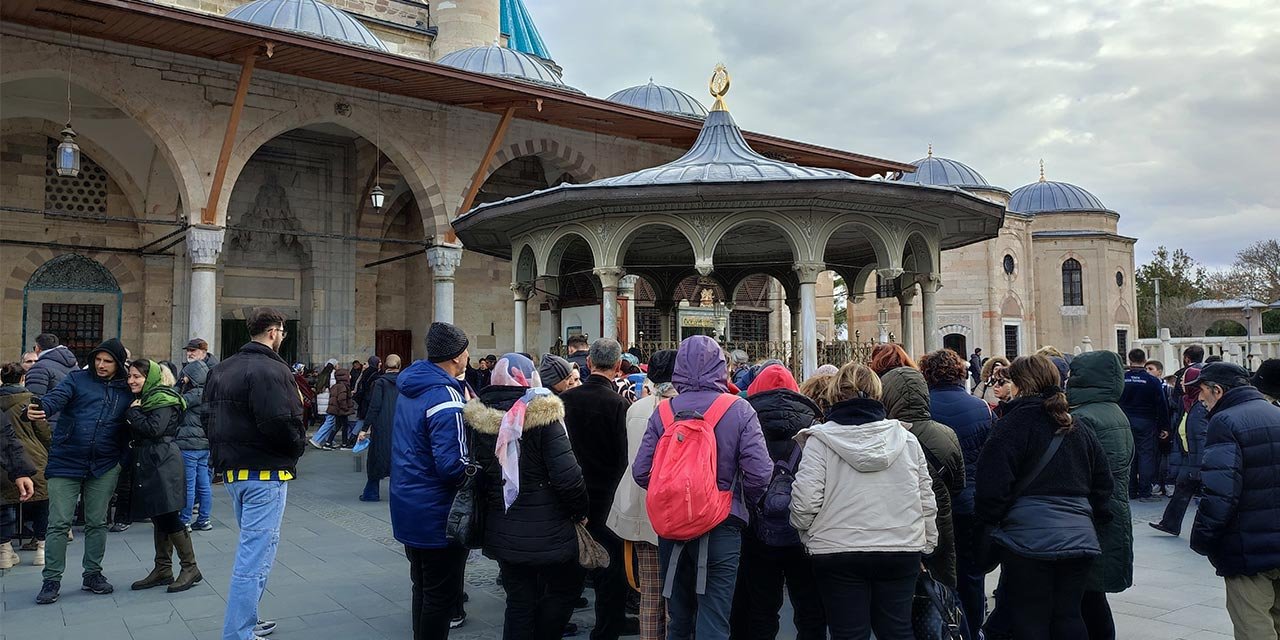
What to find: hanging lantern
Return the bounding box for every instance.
[56,125,81,177]
[370,184,385,210]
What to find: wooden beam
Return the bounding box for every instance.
[450,105,517,242]
[200,48,261,225]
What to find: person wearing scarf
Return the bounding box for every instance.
[124,359,203,593]
[1150,367,1209,537]
[465,353,589,640]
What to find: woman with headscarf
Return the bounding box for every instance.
[124,359,203,593]
[465,353,589,640]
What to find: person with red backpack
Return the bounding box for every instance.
[729,364,827,640]
[632,336,773,639]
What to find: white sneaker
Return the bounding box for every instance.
[0,542,16,569]
[32,541,45,566]
[254,619,277,636]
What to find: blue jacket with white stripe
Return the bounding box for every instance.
[390,359,470,549]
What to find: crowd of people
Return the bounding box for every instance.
[3,310,1279,640]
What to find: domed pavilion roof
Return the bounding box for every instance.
[607,80,709,118]
[437,45,583,93]
[895,146,991,188]
[1009,162,1112,214]
[226,0,389,52]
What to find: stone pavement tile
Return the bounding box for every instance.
[126,620,198,640]
[104,599,182,629]
[1113,583,1215,612]
[268,620,389,640]
[1154,604,1236,635]
[257,591,345,618]
[1113,612,1202,640]
[1110,597,1175,618]
[172,593,230,620]
[181,614,225,633]
[364,612,415,638]
[1183,630,1234,640]
[49,617,131,640]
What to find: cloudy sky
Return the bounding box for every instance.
[531,0,1279,269]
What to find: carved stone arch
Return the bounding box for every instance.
[608,216,702,268]
[815,217,896,273]
[901,226,939,277]
[1001,293,1025,318]
[224,103,447,236]
[706,212,806,265]
[541,225,603,276]
[512,243,538,283]
[1114,303,1131,325]
[13,249,146,350]
[482,138,600,189]
[25,253,120,293]
[0,63,206,219]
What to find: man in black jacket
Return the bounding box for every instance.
[560,338,635,639]
[206,308,304,640]
[1119,348,1170,500]
[1190,363,1280,640]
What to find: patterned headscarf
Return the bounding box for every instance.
[492,353,550,511]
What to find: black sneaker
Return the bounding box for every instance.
[562,622,579,637]
[108,522,130,533]
[81,572,114,594]
[36,580,60,604]
[574,596,589,610]
[1148,522,1179,536]
[449,613,466,629]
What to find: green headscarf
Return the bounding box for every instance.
[136,359,187,413]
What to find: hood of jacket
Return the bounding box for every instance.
[37,345,78,369]
[0,383,32,412]
[747,364,800,396]
[89,338,129,380]
[748,388,820,442]
[801,416,908,473]
[334,367,352,385]
[1067,350,1124,406]
[181,359,209,388]
[673,335,728,394]
[464,385,565,435]
[397,359,460,399]
[880,367,933,424]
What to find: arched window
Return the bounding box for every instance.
[1062,258,1084,306]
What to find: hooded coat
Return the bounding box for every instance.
[353,358,381,420]
[25,345,78,397]
[633,336,773,527]
[363,370,399,480]
[789,398,938,555]
[928,381,993,516]
[175,360,210,451]
[467,385,589,565]
[39,338,132,479]
[124,382,186,520]
[326,368,355,416]
[1067,351,1135,593]
[390,359,469,549]
[1,385,45,503]
[881,367,964,587]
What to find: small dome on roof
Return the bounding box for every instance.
[437,45,582,93]
[607,80,709,118]
[1009,162,1111,214]
[226,0,388,52]
[896,148,990,187]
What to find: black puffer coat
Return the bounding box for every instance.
[125,404,186,520]
[363,371,399,480]
[881,367,965,588]
[467,385,588,566]
[205,341,306,475]
[175,360,210,451]
[747,387,822,461]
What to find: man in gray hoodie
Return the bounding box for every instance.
[25,334,78,398]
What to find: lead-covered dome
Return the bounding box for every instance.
[437,45,582,93]
[1009,177,1111,214]
[226,0,389,52]
[607,80,709,118]
[896,152,989,188]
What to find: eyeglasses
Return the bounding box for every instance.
[993,379,1010,387]
[272,326,287,338]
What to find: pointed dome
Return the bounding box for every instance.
[500,0,551,60]
[226,0,388,52]
[437,45,583,93]
[607,81,709,118]
[896,150,990,188]
[1009,165,1111,214]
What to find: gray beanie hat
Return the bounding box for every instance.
[426,322,469,363]
[538,354,572,388]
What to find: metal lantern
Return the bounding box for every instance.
[56,125,81,177]
[369,184,385,210]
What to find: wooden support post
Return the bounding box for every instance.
[450,105,518,243]
[200,50,260,225]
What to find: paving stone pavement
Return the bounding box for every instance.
[1,450,1237,640]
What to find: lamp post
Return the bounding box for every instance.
[877,307,889,344]
[1243,303,1255,372]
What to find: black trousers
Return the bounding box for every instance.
[111,455,134,524]
[151,511,185,535]
[1156,472,1202,535]
[730,535,827,640]
[406,545,469,640]
[1081,590,1115,640]
[811,551,920,640]
[1000,553,1092,640]
[587,521,628,640]
[952,513,987,640]
[500,559,585,640]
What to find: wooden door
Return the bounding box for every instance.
[376,330,412,363]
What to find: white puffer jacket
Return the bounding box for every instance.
[606,384,674,546]
[789,417,938,555]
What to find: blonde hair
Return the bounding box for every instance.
[800,375,834,415]
[159,364,177,387]
[813,362,881,409]
[1036,345,1064,358]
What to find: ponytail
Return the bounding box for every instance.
[1043,390,1075,433]
[1009,355,1076,433]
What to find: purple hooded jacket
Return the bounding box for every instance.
[633,336,773,526]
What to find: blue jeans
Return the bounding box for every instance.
[349,418,364,440]
[659,521,743,640]
[181,450,213,525]
[311,415,338,446]
[222,481,287,640]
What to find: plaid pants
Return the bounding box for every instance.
[635,541,666,640]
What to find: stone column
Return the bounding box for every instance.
[511,282,534,354]
[594,267,624,341]
[186,226,225,354]
[425,244,464,325]
[795,263,824,378]
[897,284,918,358]
[920,274,941,353]
[618,274,639,348]
[656,301,675,343]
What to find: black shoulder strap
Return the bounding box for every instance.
[1011,433,1065,498]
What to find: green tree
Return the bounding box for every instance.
[832,275,848,338]
[1204,239,1280,305]
[1136,246,1207,337]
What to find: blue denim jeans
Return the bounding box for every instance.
[349,418,365,440]
[222,480,287,640]
[181,450,213,525]
[659,521,743,640]
[311,415,338,446]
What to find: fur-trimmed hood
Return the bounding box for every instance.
[465,389,565,435]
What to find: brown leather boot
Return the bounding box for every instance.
[131,527,174,590]
[167,529,203,593]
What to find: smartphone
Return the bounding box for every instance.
[28,397,43,413]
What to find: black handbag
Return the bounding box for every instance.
[445,431,486,549]
[911,567,967,640]
[977,433,1065,573]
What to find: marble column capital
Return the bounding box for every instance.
[511,282,535,300]
[187,225,225,268]
[593,266,625,288]
[618,274,640,297]
[426,244,464,278]
[793,262,825,284]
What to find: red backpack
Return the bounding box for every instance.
[645,393,739,542]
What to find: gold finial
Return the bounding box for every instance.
[1039,159,1046,182]
[709,63,731,112]
[927,143,933,158]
